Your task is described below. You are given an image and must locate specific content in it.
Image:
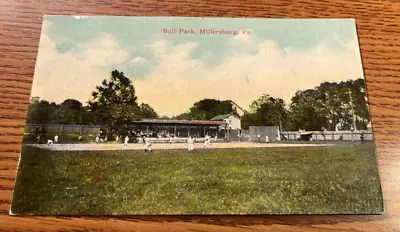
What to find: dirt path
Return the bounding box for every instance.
[27,142,335,151]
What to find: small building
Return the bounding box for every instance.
[210,113,241,130]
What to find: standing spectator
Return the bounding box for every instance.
[360,132,364,144]
[124,135,129,147]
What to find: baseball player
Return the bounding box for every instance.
[169,134,173,145]
[203,134,212,149]
[187,136,194,152]
[144,136,152,152]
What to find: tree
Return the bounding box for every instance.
[56,99,84,124]
[346,78,370,130]
[26,97,59,124]
[287,78,370,131]
[288,89,327,131]
[88,70,141,126]
[187,99,234,120]
[174,112,192,120]
[137,103,158,119]
[88,70,159,128]
[241,94,288,130]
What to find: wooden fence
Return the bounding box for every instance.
[25,124,101,134]
[281,130,374,141]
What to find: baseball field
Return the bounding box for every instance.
[27,141,335,151]
[11,142,383,215]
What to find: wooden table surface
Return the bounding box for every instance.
[0,0,399,231]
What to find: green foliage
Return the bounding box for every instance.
[175,99,234,120]
[137,103,158,119]
[174,112,192,120]
[88,70,140,125]
[240,78,369,131]
[241,94,287,130]
[288,78,370,131]
[56,99,85,124]
[26,98,59,124]
[12,144,383,214]
[26,74,369,133]
[87,70,158,126]
[27,70,158,126]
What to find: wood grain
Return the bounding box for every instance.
[0,0,399,231]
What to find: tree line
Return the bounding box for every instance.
[27,70,158,126]
[172,78,369,131]
[27,70,370,131]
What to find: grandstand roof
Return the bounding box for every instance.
[132,119,225,126]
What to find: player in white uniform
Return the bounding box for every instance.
[144,136,152,152]
[95,135,100,144]
[265,135,269,143]
[47,139,53,146]
[203,134,212,149]
[169,135,173,145]
[187,136,194,152]
[54,134,58,143]
[124,135,129,147]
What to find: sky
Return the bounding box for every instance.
[31,16,364,117]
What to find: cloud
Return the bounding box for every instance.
[230,29,256,45]
[31,27,131,104]
[128,56,150,66]
[146,39,168,56]
[80,34,130,67]
[31,21,364,118]
[134,37,364,117]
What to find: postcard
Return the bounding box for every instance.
[11,16,383,215]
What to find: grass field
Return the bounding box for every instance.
[11,144,383,215]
